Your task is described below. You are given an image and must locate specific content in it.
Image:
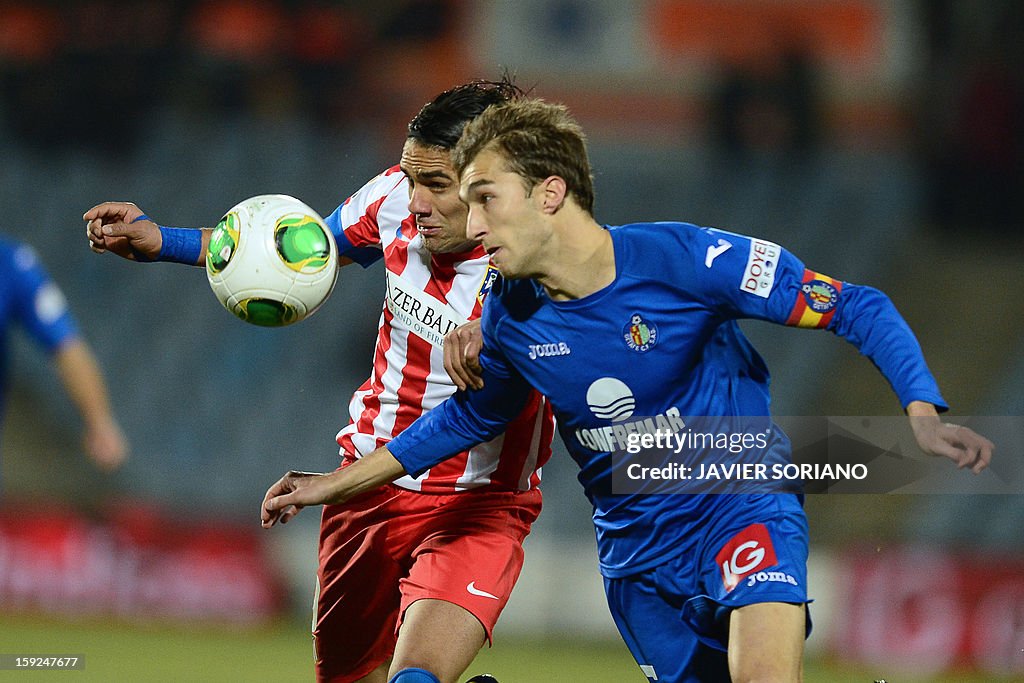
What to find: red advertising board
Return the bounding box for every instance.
[831,546,1024,676]
[0,504,286,623]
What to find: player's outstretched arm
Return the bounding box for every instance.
[54,339,128,471]
[84,201,209,266]
[260,447,406,528]
[906,400,994,474]
[444,320,485,391]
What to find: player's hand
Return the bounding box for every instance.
[83,201,162,261]
[263,449,405,528]
[261,470,336,528]
[83,418,128,472]
[908,411,994,474]
[444,319,484,391]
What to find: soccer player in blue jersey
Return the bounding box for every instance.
[262,99,994,683]
[0,235,127,474]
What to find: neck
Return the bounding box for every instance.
[535,217,614,301]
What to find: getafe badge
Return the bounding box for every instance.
[623,312,658,353]
[801,279,839,313]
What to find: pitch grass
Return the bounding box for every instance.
[0,614,1015,682]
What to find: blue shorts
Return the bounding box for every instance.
[603,494,811,683]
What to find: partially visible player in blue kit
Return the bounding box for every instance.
[0,235,127,475]
[262,99,994,683]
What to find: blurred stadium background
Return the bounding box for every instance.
[1,1,1022,681]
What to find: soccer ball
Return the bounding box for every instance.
[206,194,339,327]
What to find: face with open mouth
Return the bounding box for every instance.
[460,147,551,279]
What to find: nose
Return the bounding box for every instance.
[466,205,487,241]
[408,184,431,216]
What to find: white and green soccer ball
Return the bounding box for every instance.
[206,194,339,327]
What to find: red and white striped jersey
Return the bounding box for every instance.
[323,166,554,493]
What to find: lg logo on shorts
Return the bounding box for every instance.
[715,523,778,591]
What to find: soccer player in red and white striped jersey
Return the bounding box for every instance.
[84,80,554,683]
[329,163,550,495]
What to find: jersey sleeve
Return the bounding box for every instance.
[8,244,78,353]
[693,227,948,411]
[322,167,407,268]
[386,305,533,477]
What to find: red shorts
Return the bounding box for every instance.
[312,481,542,683]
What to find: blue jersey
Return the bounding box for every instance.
[0,237,78,418]
[389,222,946,577]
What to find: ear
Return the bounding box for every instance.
[538,176,568,214]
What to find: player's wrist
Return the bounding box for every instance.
[156,226,203,265]
[905,400,939,417]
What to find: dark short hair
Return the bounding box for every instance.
[453,98,595,215]
[407,76,525,149]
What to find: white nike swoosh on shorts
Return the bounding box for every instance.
[466,581,500,600]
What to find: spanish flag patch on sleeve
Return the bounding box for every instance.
[786,269,843,328]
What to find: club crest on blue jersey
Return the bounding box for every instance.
[801,279,839,313]
[623,313,658,353]
[477,265,500,306]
